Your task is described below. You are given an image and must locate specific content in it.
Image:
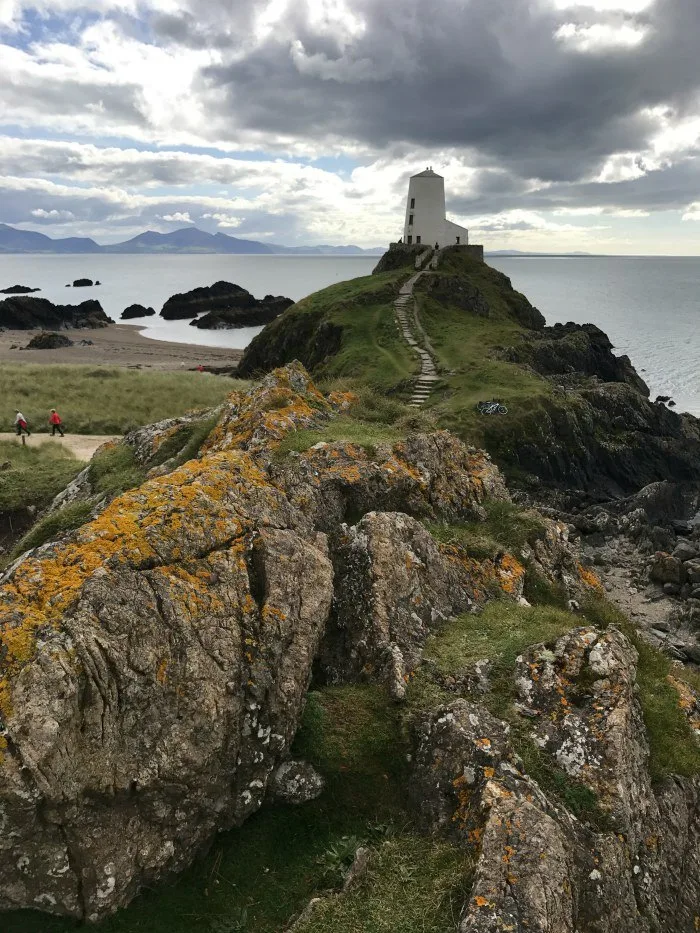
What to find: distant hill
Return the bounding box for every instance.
[0,223,101,254]
[0,223,384,256]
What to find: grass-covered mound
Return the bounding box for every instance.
[238,246,700,499]
[0,365,241,435]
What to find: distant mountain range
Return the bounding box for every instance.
[0,224,385,256]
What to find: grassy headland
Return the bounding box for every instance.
[238,245,700,497]
[0,365,242,435]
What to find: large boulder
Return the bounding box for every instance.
[320,511,522,698]
[191,295,293,329]
[160,282,291,322]
[24,332,74,350]
[411,626,700,933]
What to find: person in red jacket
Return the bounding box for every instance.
[49,409,65,437]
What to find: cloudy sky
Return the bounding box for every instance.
[2,0,700,252]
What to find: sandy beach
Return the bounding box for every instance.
[0,324,243,371]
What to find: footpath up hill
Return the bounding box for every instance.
[238,245,700,503]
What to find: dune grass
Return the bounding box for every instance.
[0,365,241,435]
[0,439,83,514]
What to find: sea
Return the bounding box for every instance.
[1,253,699,415]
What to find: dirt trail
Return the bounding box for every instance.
[0,433,118,461]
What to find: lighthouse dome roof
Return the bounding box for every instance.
[411,167,442,178]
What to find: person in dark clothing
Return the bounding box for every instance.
[14,410,30,436]
[49,409,65,437]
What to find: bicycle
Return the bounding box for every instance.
[476,400,508,415]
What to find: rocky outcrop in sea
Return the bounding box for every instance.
[160,281,293,327]
[0,295,113,330]
[120,304,155,320]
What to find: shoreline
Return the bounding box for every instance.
[0,324,244,370]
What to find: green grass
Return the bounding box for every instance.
[0,365,241,435]
[9,500,94,559]
[149,415,220,469]
[430,500,548,560]
[88,443,146,497]
[0,439,83,513]
[294,836,471,933]
[273,387,428,460]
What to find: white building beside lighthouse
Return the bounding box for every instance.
[402,167,470,248]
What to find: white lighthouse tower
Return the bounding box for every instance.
[402,167,469,248]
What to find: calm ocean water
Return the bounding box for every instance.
[489,257,700,416]
[0,254,378,350]
[1,253,698,415]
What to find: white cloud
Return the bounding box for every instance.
[202,212,242,228]
[30,207,76,220]
[160,211,193,223]
[555,21,648,51]
[550,0,654,11]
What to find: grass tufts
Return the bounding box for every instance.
[10,500,95,560]
[88,443,146,498]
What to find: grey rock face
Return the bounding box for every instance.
[412,625,700,933]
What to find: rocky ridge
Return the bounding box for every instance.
[0,362,596,922]
[2,361,700,929]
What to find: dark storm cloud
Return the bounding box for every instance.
[175,0,700,189]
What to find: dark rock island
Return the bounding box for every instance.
[0,295,113,329]
[160,281,293,327]
[120,304,155,320]
[0,285,40,295]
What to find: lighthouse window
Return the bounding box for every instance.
[410,198,415,209]
[409,214,414,225]
[407,235,412,244]
[416,236,421,244]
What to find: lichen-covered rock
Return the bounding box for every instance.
[268,760,325,804]
[412,627,700,933]
[515,627,650,842]
[0,362,529,921]
[322,512,524,697]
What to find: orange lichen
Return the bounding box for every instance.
[0,448,274,718]
[577,562,603,592]
[156,659,169,685]
[473,895,493,909]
